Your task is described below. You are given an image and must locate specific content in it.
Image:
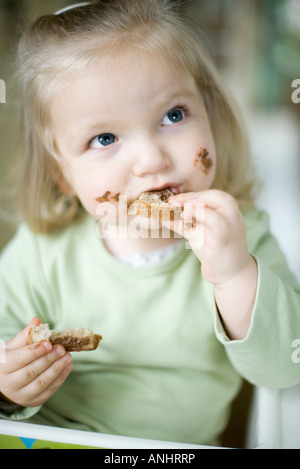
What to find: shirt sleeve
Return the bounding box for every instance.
[0,225,49,421]
[0,399,41,422]
[0,225,54,340]
[215,209,300,388]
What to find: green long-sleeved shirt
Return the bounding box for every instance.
[0,208,299,445]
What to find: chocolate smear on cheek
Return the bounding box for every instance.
[96,191,120,203]
[193,148,213,175]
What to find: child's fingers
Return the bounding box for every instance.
[22,352,72,397]
[1,320,73,408]
[18,357,73,407]
[169,190,239,220]
[11,345,69,388]
[162,215,204,252]
[197,206,228,238]
[160,217,184,238]
[1,347,72,408]
[161,196,205,237]
[168,190,239,238]
[4,340,53,373]
[5,317,43,351]
[22,362,73,407]
[167,191,197,207]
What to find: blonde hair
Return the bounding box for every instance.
[16,0,259,233]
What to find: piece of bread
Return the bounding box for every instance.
[133,189,182,221]
[28,324,102,352]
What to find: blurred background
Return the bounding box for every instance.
[0,0,299,449]
[0,0,300,282]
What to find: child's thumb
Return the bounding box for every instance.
[5,317,43,350]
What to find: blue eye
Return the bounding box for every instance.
[162,109,185,125]
[98,133,116,146]
[90,133,116,149]
[168,109,184,122]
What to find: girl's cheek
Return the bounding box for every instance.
[193,148,214,175]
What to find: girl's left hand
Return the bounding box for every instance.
[163,190,253,287]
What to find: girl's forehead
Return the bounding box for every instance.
[56,49,198,106]
[46,27,203,100]
[71,45,195,88]
[50,47,203,140]
[49,43,203,132]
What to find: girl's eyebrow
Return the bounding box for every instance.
[69,120,115,146]
[158,88,199,107]
[75,122,107,137]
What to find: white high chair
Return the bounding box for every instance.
[247,384,300,449]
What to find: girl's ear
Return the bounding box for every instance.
[55,169,76,196]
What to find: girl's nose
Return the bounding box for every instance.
[131,139,170,177]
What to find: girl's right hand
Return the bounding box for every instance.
[0,317,73,408]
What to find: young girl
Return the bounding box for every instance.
[0,0,299,446]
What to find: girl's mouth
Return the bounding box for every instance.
[142,184,183,197]
[96,185,183,207]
